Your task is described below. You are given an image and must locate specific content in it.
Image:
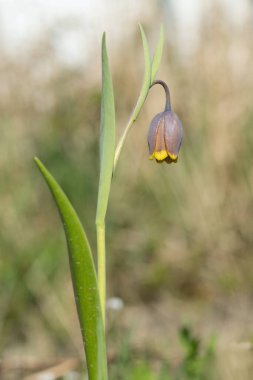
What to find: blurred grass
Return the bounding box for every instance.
[1,2,253,379]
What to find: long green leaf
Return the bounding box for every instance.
[113,25,152,169]
[151,24,164,83]
[96,33,116,225]
[34,157,108,380]
[131,24,152,122]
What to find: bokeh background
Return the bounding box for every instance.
[1,0,253,379]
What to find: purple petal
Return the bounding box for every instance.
[164,111,183,157]
[147,112,163,154]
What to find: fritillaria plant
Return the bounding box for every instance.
[35,25,182,380]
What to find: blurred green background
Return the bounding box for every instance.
[1,0,253,379]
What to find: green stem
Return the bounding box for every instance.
[114,90,150,170]
[96,222,106,326]
[114,115,134,169]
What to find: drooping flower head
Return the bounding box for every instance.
[148,80,183,164]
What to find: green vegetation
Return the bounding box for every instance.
[110,326,216,380]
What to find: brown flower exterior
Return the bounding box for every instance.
[148,80,183,164]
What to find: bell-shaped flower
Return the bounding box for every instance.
[148,80,183,164]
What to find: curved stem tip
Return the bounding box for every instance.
[151,79,171,112]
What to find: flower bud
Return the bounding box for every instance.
[148,81,183,164]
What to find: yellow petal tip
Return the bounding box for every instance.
[167,152,177,160]
[153,150,168,161]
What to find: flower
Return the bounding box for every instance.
[148,110,183,163]
[148,80,183,164]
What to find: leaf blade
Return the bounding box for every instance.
[151,24,164,83]
[96,33,116,225]
[131,24,152,121]
[35,157,108,380]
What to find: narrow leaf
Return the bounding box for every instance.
[96,33,116,225]
[151,24,164,83]
[132,24,152,121]
[34,157,108,380]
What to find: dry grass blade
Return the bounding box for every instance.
[23,358,79,380]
